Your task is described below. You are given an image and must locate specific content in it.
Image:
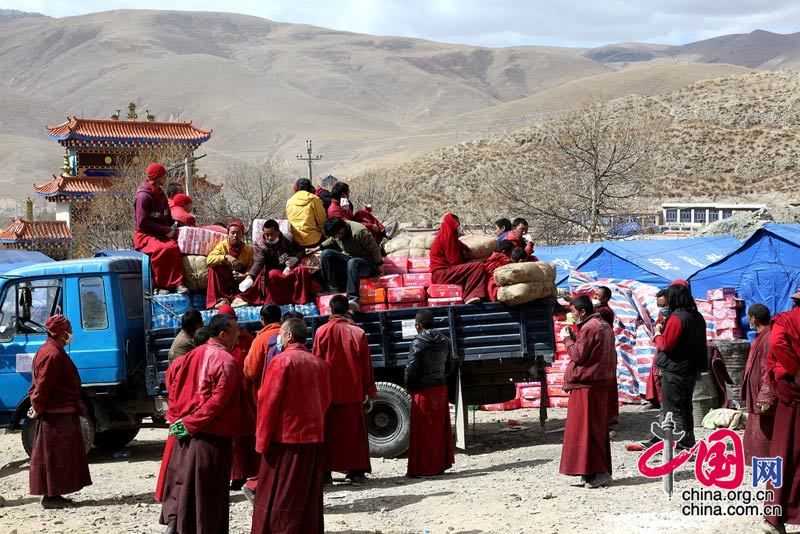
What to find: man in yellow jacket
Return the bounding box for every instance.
[286,178,326,247]
[205,220,256,308]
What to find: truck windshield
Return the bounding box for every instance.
[0,279,62,340]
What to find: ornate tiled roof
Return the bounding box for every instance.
[46,117,212,143]
[0,219,71,242]
[34,175,113,198]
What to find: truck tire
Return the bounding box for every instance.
[21,413,95,458]
[367,382,411,459]
[93,428,140,450]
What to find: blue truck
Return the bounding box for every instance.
[0,253,555,457]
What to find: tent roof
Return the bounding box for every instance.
[535,242,602,287]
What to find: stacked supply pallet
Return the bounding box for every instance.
[704,288,744,340]
[548,316,573,408]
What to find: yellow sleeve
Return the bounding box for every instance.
[313,197,326,228]
[206,240,228,267]
[242,245,255,270]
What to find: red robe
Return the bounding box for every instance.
[230,328,259,481]
[645,313,666,406]
[28,338,92,496]
[312,316,377,474]
[252,343,331,534]
[502,233,538,260]
[158,340,244,533]
[134,181,183,289]
[560,314,616,476]
[328,199,385,244]
[484,252,510,302]
[742,326,775,464]
[595,305,620,426]
[430,214,488,302]
[408,384,454,477]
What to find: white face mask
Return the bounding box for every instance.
[341,196,351,208]
[264,236,280,245]
[591,299,601,307]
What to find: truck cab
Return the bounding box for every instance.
[0,256,152,452]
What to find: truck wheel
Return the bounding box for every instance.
[93,428,140,450]
[21,413,95,457]
[367,382,411,458]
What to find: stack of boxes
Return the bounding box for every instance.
[699,288,744,340]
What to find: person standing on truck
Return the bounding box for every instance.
[28,314,92,509]
[502,218,538,261]
[206,220,256,309]
[315,217,383,312]
[405,309,455,478]
[429,213,487,305]
[134,162,187,295]
[239,219,315,305]
[286,178,327,247]
[168,309,203,363]
[312,295,376,485]
[252,318,331,534]
[158,313,244,534]
[559,296,616,489]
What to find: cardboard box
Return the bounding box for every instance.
[177,226,226,256]
[359,286,387,304]
[316,293,346,316]
[707,288,736,301]
[716,318,740,330]
[382,256,408,275]
[360,303,388,313]
[389,301,428,310]
[518,398,542,409]
[697,300,713,315]
[408,257,431,273]
[427,284,463,299]
[378,274,405,288]
[713,297,743,310]
[479,399,521,411]
[387,286,426,303]
[402,273,433,288]
[549,397,570,408]
[428,297,464,307]
[712,307,738,320]
[546,372,564,386]
[716,327,743,340]
[547,385,567,397]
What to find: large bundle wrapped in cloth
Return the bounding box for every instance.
[494,262,556,287]
[497,282,557,305]
[459,235,496,261]
[182,255,208,292]
[385,233,436,258]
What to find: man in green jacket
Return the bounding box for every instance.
[318,217,383,311]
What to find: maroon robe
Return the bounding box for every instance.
[159,340,243,533]
[134,181,183,289]
[742,326,775,465]
[559,314,616,476]
[429,214,488,302]
[28,338,92,497]
[408,384,454,477]
[596,305,619,426]
[261,267,315,305]
[312,317,377,474]
[252,343,331,534]
[230,329,259,482]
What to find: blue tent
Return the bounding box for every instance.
[689,224,800,318]
[0,250,52,274]
[573,236,741,287]
[536,242,603,287]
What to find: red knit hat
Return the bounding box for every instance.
[672,279,690,288]
[217,304,237,319]
[45,314,72,337]
[227,220,245,232]
[146,162,166,181]
[172,193,192,208]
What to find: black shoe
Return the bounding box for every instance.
[585,472,612,489]
[346,473,367,485]
[639,437,659,448]
[323,473,333,485]
[676,440,696,452]
[163,519,177,534]
[242,485,255,505]
[230,479,244,491]
[41,495,74,509]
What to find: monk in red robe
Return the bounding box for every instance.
[28,315,91,508]
[484,241,513,302]
[327,182,398,245]
[239,219,315,306]
[206,221,257,308]
[645,289,669,407]
[741,304,775,466]
[158,314,244,534]
[430,213,487,304]
[252,318,331,534]
[559,296,616,488]
[502,218,538,261]
[243,304,284,393]
[169,193,196,227]
[592,286,619,428]
[312,295,376,484]
[405,309,455,477]
[764,295,800,533]
[134,162,186,293]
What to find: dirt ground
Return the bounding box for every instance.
[0,405,788,534]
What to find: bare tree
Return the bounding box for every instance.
[345,167,405,224]
[493,97,666,243]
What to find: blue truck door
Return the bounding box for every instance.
[66,275,125,384]
[0,277,63,426]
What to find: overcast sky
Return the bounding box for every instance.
[1,0,798,47]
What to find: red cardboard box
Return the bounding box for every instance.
[549,359,570,372]
[712,307,738,320]
[716,318,739,330]
[546,372,564,385]
[479,399,521,411]
[387,286,426,303]
[389,301,428,310]
[696,300,713,315]
[360,286,387,304]
[402,273,433,288]
[408,257,430,273]
[549,397,570,408]
[382,256,408,274]
[378,274,405,288]
[428,297,463,307]
[360,303,388,313]
[427,284,463,299]
[518,398,542,409]
[518,386,542,400]
[716,328,743,340]
[547,385,567,397]
[360,277,382,290]
[712,297,743,310]
[707,288,736,300]
[316,293,346,315]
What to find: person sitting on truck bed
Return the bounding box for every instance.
[429,213,487,305]
[251,318,331,534]
[286,178,327,247]
[494,217,512,244]
[503,218,539,261]
[166,182,184,209]
[313,295,377,485]
[327,182,399,246]
[405,309,455,478]
[559,295,616,489]
[28,314,92,509]
[315,217,383,312]
[134,162,188,295]
[205,220,257,309]
[158,313,246,534]
[168,310,203,364]
[169,193,196,227]
[484,240,513,302]
[239,219,315,305]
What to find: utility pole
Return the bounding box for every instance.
[296,140,322,182]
